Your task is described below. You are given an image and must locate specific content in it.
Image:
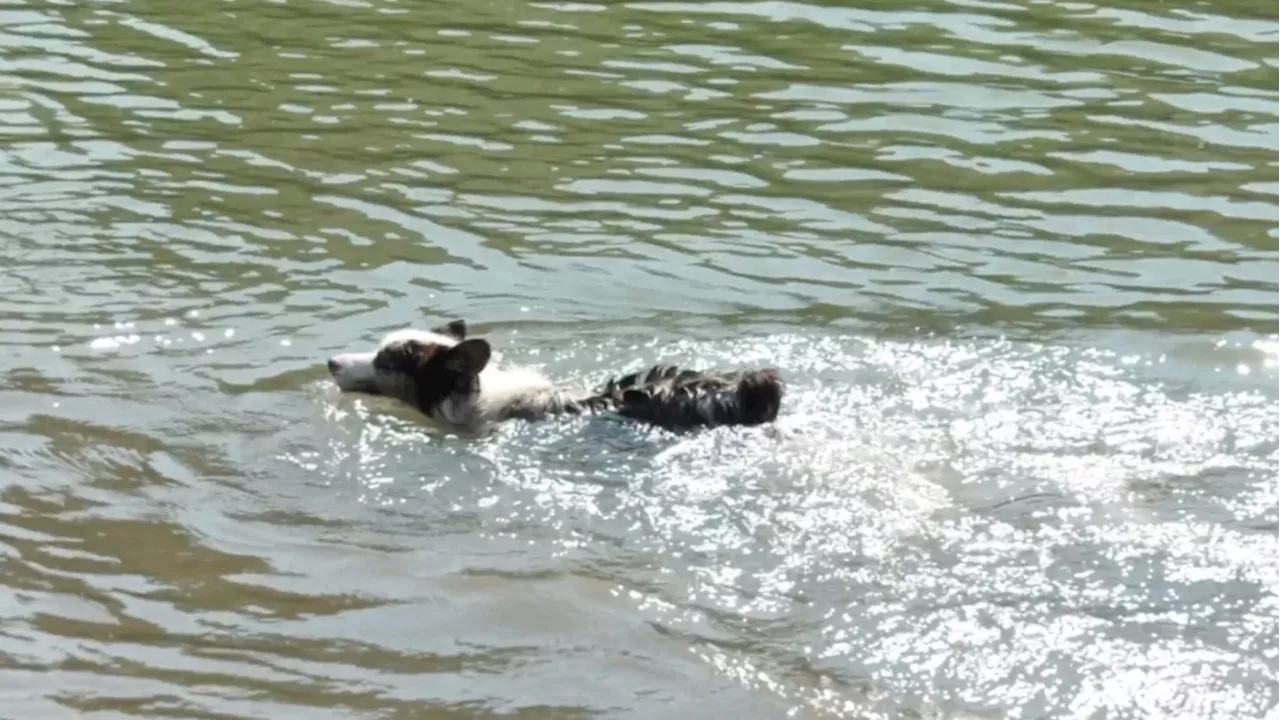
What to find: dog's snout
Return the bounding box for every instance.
[326,351,377,393]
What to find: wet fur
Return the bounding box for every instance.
[327,319,784,433]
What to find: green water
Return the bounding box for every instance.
[0,0,1275,717]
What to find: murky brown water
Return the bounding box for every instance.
[0,0,1276,717]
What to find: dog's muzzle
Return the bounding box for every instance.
[327,351,379,393]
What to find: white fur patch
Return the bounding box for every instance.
[329,350,377,392]
[377,328,459,350]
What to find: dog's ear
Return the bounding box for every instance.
[443,338,490,376]
[432,319,467,340]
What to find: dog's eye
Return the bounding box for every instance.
[374,340,426,371]
[397,341,427,364]
[375,345,408,370]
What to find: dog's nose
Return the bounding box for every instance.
[327,358,341,375]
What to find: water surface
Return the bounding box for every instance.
[0,0,1276,717]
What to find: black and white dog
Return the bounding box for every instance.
[326,319,783,433]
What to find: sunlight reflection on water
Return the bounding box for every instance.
[292,328,1277,717]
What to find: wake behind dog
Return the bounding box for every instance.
[326,319,784,433]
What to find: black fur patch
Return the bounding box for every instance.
[598,364,784,429]
[488,363,785,429]
[374,337,491,413]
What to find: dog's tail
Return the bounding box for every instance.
[598,364,784,430]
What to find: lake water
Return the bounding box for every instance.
[0,0,1276,717]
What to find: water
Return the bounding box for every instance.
[0,0,1276,717]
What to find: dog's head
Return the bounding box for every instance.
[327,319,491,411]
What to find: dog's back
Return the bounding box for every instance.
[584,364,784,430]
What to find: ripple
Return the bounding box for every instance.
[0,0,1275,715]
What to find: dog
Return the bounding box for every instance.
[326,319,784,433]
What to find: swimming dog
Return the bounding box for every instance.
[326,319,783,433]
